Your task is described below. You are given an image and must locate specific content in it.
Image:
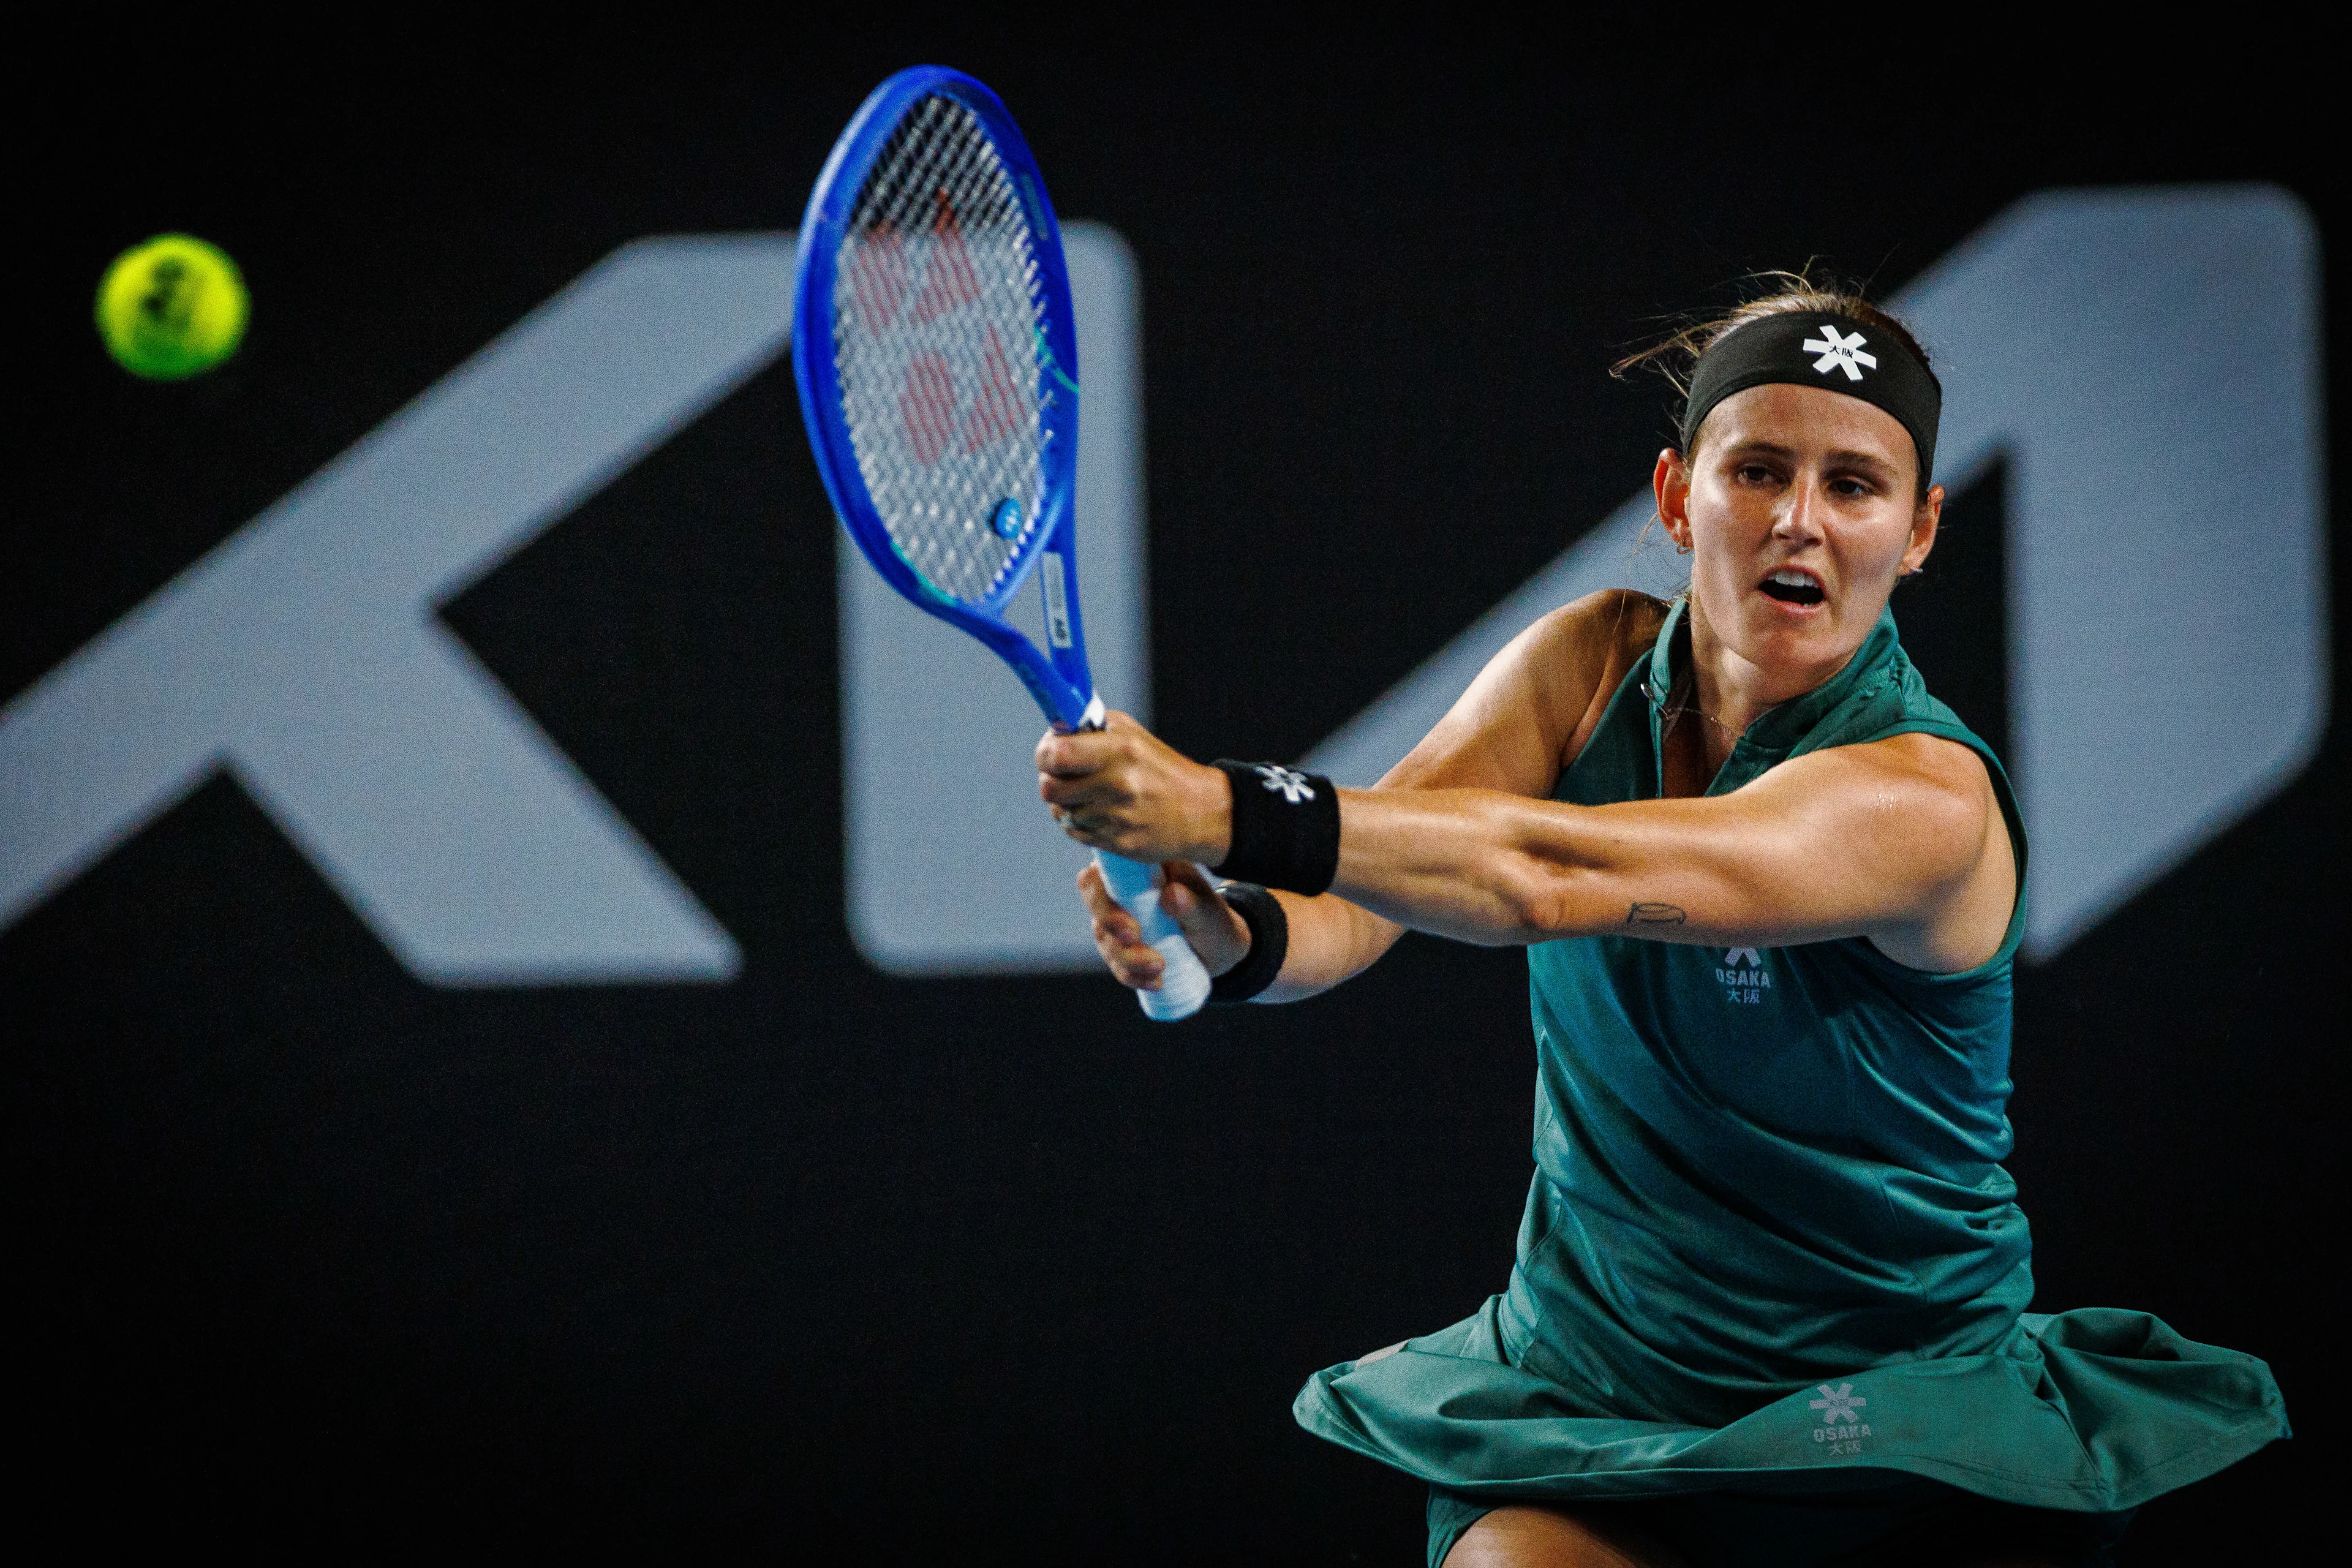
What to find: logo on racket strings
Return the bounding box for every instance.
[896,328,1029,466]
[1255,764,1317,804]
[1801,326,1877,382]
[844,192,1036,468]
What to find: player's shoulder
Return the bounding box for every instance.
[1476,592,1670,771]
[1850,729,1994,791]
[1403,591,1667,791]
[1518,589,1672,669]
[1801,730,1999,844]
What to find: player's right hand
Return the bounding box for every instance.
[1079,860,1253,992]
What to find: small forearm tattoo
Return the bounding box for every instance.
[1627,902,1688,925]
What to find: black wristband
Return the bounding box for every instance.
[1212,761,1341,896]
[1208,882,1289,1005]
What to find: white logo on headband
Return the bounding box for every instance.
[1802,326,1878,382]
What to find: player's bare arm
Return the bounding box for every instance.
[1052,590,1666,999]
[1055,715,2011,978]
[1325,731,2015,972]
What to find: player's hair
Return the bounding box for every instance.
[1615,269,1934,497]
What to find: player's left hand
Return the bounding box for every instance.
[1079,859,1251,988]
[1036,711,1232,865]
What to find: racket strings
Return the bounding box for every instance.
[833,94,1051,608]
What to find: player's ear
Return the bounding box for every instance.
[1653,447,1694,550]
[1902,483,1945,575]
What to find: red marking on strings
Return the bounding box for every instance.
[847,224,908,335]
[909,189,982,324]
[900,352,959,466]
[960,325,1025,454]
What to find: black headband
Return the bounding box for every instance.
[1679,312,1942,484]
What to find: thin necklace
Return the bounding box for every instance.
[1657,666,1764,740]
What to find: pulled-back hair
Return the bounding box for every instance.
[1614,268,1934,495]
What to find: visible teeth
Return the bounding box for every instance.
[1769,570,1815,587]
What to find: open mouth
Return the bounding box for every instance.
[1758,568,1825,607]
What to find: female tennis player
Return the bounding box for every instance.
[1037,279,2287,1567]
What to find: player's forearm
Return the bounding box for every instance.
[1327,786,1725,946]
[1256,890,1403,1003]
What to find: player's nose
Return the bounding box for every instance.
[1774,482,1826,541]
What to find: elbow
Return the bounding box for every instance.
[1491,855,1589,941]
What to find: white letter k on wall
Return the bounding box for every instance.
[1,236,799,984]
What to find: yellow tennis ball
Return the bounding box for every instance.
[95,234,249,380]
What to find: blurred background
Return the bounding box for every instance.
[9,24,2339,1561]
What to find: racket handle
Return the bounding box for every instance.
[1094,853,1212,1021]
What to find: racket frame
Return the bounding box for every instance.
[794,66,1213,1021]
[791,64,1099,733]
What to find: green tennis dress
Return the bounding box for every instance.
[1292,598,2287,1559]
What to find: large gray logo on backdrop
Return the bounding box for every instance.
[1,236,794,983]
[0,190,2326,981]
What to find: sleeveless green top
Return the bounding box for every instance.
[1295,598,2286,1513]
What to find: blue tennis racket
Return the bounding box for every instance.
[792,66,1212,1020]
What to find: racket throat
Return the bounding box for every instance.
[1039,548,1076,649]
[1077,691,1107,731]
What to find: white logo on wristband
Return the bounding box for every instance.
[1254,764,1317,804]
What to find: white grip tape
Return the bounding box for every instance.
[1094,853,1211,1020]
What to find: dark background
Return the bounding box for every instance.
[10,25,2339,1561]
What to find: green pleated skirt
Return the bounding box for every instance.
[1295,1294,2286,1522]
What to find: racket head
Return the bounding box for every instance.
[793,66,1095,728]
